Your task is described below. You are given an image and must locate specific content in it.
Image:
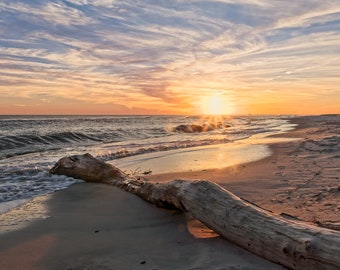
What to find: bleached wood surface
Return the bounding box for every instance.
[50,153,340,270]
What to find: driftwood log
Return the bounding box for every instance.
[49,153,340,270]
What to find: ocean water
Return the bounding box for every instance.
[0,115,295,212]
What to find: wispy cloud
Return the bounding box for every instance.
[0,0,339,114]
[0,1,93,26]
[66,0,117,7]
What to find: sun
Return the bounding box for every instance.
[201,93,231,116]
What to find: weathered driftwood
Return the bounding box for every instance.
[49,153,340,270]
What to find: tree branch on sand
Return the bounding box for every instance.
[49,153,340,270]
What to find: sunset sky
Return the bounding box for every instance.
[1,0,340,115]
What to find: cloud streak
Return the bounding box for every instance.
[0,0,339,114]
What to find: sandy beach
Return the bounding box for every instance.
[146,115,340,230]
[0,115,339,269]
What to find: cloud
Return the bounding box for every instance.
[269,3,340,30]
[0,1,93,27]
[66,0,117,8]
[0,0,339,114]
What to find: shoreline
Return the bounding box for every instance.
[110,117,297,175]
[0,115,339,269]
[146,115,340,229]
[0,115,294,226]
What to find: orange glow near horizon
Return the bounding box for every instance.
[1,1,339,116]
[199,92,235,116]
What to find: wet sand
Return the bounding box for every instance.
[0,183,285,270]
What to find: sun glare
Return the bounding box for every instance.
[201,93,231,116]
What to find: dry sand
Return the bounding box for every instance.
[0,115,339,269]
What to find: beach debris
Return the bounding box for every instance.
[125,167,142,176]
[125,167,152,176]
[50,153,340,270]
